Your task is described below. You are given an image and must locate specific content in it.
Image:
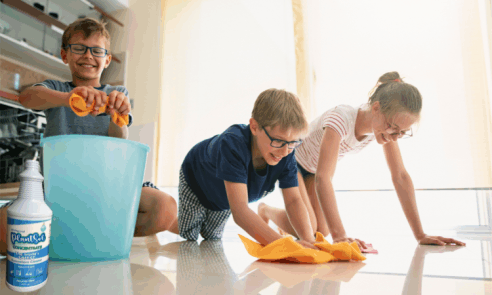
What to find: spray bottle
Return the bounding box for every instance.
[6,152,52,292]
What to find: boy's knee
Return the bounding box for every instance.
[155,193,177,232]
[160,193,177,218]
[166,195,177,216]
[0,205,7,224]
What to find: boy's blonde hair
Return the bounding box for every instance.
[252,89,309,135]
[368,71,422,121]
[62,18,111,50]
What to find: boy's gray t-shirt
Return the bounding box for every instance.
[33,80,133,138]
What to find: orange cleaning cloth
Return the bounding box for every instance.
[69,93,129,127]
[239,232,366,264]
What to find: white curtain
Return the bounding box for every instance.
[305,0,492,190]
[157,0,297,186]
[157,0,492,190]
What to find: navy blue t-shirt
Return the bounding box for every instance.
[181,124,299,211]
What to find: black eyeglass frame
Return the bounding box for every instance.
[262,127,302,149]
[65,44,109,57]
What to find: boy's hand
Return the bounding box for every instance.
[297,239,318,250]
[106,90,131,116]
[333,236,368,250]
[68,86,108,116]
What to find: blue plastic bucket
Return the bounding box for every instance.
[41,135,150,261]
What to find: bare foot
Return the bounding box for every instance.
[258,202,269,225]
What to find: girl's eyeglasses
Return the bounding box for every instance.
[384,117,413,139]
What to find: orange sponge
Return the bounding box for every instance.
[69,93,129,127]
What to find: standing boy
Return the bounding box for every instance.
[0,18,176,253]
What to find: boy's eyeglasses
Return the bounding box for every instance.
[263,127,302,149]
[65,44,109,57]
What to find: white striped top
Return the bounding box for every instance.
[296,105,375,174]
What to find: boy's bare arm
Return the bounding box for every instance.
[19,86,70,110]
[224,180,283,245]
[108,120,128,139]
[19,85,108,112]
[281,187,316,243]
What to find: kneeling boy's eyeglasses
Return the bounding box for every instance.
[263,127,302,149]
[65,44,109,57]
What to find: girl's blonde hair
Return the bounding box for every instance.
[252,89,309,135]
[368,71,422,120]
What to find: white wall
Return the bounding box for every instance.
[107,0,162,182]
[157,0,297,186]
[118,0,492,189]
[128,121,156,182]
[306,0,492,190]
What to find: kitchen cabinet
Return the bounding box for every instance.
[0,0,126,80]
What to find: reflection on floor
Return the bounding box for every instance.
[1,187,492,294]
[1,224,491,295]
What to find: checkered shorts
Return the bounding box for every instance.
[178,169,231,241]
[142,181,159,190]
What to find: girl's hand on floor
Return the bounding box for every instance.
[418,235,466,246]
[333,236,368,250]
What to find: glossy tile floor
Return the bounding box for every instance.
[1,187,492,295]
[0,222,491,295]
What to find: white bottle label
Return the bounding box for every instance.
[6,217,51,288]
